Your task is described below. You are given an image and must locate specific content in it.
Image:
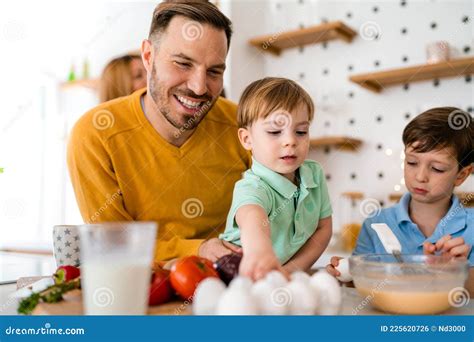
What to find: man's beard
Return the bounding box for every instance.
[149,64,216,131]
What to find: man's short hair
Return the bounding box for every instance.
[402,107,474,169]
[237,77,315,128]
[149,0,232,50]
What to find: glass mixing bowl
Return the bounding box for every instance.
[349,254,469,314]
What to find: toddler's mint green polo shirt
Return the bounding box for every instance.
[220,158,332,264]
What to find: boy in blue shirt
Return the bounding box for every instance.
[328,107,473,277]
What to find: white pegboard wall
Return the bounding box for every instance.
[228,0,473,233]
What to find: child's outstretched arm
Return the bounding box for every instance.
[236,204,288,280]
[283,216,332,273]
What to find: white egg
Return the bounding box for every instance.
[264,270,288,287]
[291,271,311,284]
[228,276,253,291]
[335,258,352,282]
[286,280,318,315]
[251,280,288,315]
[309,271,342,315]
[193,277,226,315]
[216,287,258,315]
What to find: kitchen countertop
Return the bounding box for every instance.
[2,283,472,316]
[1,252,472,316]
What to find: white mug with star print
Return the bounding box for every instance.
[52,225,81,267]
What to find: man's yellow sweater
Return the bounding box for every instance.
[67,88,251,261]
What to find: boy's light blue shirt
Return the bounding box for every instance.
[220,158,332,264]
[354,192,474,265]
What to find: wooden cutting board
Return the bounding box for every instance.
[32,289,191,315]
[16,276,191,315]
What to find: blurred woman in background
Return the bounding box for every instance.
[99,54,147,102]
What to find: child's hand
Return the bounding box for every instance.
[239,250,288,281]
[325,256,343,277]
[423,235,472,259]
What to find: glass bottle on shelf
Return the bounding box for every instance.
[82,58,90,80]
[340,192,364,253]
[68,63,76,82]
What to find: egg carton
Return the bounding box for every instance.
[193,270,343,315]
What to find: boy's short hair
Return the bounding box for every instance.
[237,77,314,128]
[402,107,473,169]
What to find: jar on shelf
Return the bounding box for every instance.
[340,192,364,252]
[426,41,450,64]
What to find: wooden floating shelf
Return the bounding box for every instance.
[310,136,362,151]
[342,192,364,200]
[60,78,99,90]
[388,193,403,202]
[350,56,474,93]
[249,21,357,56]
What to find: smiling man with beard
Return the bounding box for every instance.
[67,1,250,262]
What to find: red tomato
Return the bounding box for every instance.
[170,256,218,300]
[148,268,173,306]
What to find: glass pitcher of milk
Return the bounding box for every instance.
[79,222,157,315]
